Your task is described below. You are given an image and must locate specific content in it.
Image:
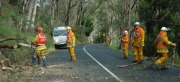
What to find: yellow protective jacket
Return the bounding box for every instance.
[32,34,47,50]
[105,37,110,45]
[121,34,129,49]
[155,31,172,53]
[133,27,145,47]
[66,30,75,47]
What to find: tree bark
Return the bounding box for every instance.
[50,0,56,27]
[24,0,34,32]
[128,0,131,32]
[0,44,21,49]
[0,37,24,43]
[31,0,38,28]
[65,0,72,26]
[0,0,1,15]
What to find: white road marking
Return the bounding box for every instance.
[83,46,123,82]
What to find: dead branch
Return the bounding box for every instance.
[0,59,14,71]
[0,44,22,49]
[0,37,25,43]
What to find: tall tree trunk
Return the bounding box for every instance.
[128,0,131,32]
[65,0,72,26]
[24,0,34,32]
[51,0,56,27]
[0,0,1,15]
[55,0,59,25]
[31,0,38,28]
[18,0,27,31]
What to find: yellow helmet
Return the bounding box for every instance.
[67,26,72,30]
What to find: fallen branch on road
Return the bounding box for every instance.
[117,56,159,68]
[117,61,142,68]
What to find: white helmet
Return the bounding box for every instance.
[67,26,72,30]
[124,30,128,34]
[161,27,168,31]
[134,22,140,26]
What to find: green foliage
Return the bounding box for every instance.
[81,17,94,37]
[138,0,180,57]
[75,33,88,44]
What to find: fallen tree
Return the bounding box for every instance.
[0,37,25,71]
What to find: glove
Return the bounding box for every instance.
[140,41,144,46]
[171,43,176,47]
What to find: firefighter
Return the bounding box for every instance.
[32,26,47,67]
[121,30,129,59]
[105,35,110,46]
[132,22,145,63]
[154,27,176,70]
[66,26,76,61]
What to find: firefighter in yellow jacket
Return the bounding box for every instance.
[132,22,145,63]
[105,35,110,46]
[32,26,47,67]
[154,27,176,70]
[66,26,76,61]
[121,30,129,59]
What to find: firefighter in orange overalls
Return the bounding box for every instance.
[66,26,76,61]
[154,27,176,70]
[132,22,145,63]
[32,26,47,67]
[121,30,129,59]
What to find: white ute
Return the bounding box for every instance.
[52,26,67,49]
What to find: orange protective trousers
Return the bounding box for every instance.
[68,47,76,60]
[133,46,143,61]
[155,53,167,68]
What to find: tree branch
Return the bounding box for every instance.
[0,37,25,43]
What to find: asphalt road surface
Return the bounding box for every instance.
[42,44,180,82]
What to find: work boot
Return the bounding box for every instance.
[30,58,36,66]
[123,56,128,59]
[42,58,47,67]
[161,67,168,70]
[71,55,76,61]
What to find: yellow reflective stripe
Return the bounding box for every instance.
[133,53,138,55]
[157,50,169,53]
[139,53,143,55]
[168,41,171,44]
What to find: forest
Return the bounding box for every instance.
[0,0,180,81]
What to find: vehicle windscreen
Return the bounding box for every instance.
[53,29,67,36]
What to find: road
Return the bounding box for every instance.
[40,44,180,82]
